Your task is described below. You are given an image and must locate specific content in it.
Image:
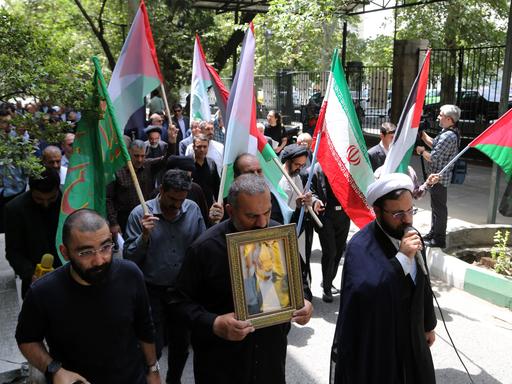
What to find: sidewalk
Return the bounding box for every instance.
[1,157,511,381]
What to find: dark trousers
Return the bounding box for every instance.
[429,183,448,242]
[318,208,350,292]
[304,219,314,282]
[146,284,190,384]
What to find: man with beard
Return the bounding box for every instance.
[5,169,63,298]
[15,209,160,384]
[124,170,205,384]
[172,174,313,384]
[331,173,436,384]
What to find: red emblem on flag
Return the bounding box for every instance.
[347,145,361,165]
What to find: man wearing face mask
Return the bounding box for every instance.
[5,169,63,298]
[172,174,313,384]
[124,169,206,384]
[331,173,436,384]
[15,209,160,384]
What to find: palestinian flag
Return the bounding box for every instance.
[221,23,292,222]
[191,34,212,122]
[381,50,431,175]
[56,57,131,263]
[314,49,375,228]
[108,0,163,138]
[195,34,230,119]
[469,107,512,176]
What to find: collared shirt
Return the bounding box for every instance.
[377,221,417,283]
[61,154,70,168]
[185,140,224,177]
[429,128,459,186]
[123,197,205,286]
[379,140,389,155]
[176,116,187,138]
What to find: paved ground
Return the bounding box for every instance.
[1,156,511,383]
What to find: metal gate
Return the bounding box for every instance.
[421,46,509,138]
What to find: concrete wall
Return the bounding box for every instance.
[390,39,429,123]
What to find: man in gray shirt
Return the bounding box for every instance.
[124,169,206,384]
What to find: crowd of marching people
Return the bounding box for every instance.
[1,94,456,384]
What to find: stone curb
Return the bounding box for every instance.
[427,246,512,310]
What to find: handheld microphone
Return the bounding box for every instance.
[404,226,427,275]
[34,253,54,278]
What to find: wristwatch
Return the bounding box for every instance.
[148,361,160,374]
[45,360,62,382]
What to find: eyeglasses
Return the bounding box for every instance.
[382,207,418,220]
[77,242,115,258]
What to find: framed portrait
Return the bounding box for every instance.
[226,224,304,329]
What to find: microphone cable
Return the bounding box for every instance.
[411,225,476,384]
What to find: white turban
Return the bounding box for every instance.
[366,173,414,206]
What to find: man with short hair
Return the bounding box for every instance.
[106,132,175,237]
[16,209,160,384]
[124,170,206,384]
[368,122,396,171]
[173,174,313,383]
[190,134,220,208]
[185,121,223,175]
[171,103,190,144]
[331,173,436,384]
[42,145,67,187]
[5,169,63,298]
[416,104,461,248]
[179,120,202,156]
[60,133,75,168]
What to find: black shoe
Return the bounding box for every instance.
[425,239,446,248]
[322,290,333,303]
[321,282,341,295]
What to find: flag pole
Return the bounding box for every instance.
[217,164,228,205]
[91,56,149,216]
[160,83,173,128]
[436,145,470,176]
[272,157,323,228]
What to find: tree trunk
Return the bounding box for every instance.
[212,12,256,72]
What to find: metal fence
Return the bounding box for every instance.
[420,46,508,139]
[215,45,507,141]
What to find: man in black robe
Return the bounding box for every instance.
[331,172,437,384]
[173,174,313,384]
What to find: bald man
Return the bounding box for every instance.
[42,145,67,188]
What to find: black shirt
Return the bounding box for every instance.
[174,220,290,384]
[192,157,220,207]
[16,259,155,384]
[264,123,286,144]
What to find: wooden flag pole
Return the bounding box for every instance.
[217,164,228,205]
[272,157,323,228]
[160,83,173,127]
[126,160,149,216]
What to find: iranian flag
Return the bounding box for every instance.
[469,107,512,176]
[190,34,212,122]
[56,57,131,262]
[314,49,375,228]
[108,0,163,138]
[221,23,291,220]
[381,50,431,175]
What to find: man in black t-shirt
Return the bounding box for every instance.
[15,209,160,384]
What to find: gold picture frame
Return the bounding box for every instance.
[226,224,304,329]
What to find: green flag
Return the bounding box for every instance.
[56,57,130,263]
